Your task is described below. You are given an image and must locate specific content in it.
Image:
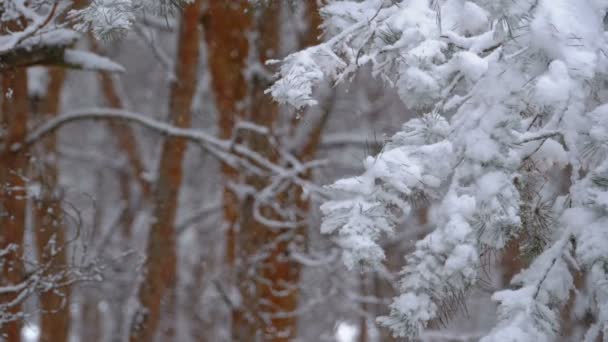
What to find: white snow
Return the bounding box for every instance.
[63,49,125,72]
[269,0,608,339]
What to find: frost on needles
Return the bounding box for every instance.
[268,0,608,340]
[0,0,187,71]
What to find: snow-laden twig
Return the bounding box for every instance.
[25,108,308,177]
[24,108,323,222]
[269,0,608,338]
[0,0,59,53]
[320,133,385,150]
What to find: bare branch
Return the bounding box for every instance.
[24,108,322,199]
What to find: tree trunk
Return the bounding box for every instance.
[90,38,151,237]
[81,296,101,342]
[203,0,251,269]
[95,46,152,200]
[32,67,72,342]
[205,2,324,340]
[129,1,202,341]
[239,3,289,340]
[0,69,29,342]
[184,238,209,342]
[90,38,146,339]
[202,1,252,338]
[271,3,325,340]
[359,273,369,342]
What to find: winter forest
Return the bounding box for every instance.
[3,0,608,341]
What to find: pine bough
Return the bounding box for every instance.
[0,0,188,71]
[269,0,608,340]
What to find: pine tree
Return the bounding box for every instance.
[270,0,608,339]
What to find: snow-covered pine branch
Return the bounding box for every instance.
[269,0,608,339]
[0,0,189,72]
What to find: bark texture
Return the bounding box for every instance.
[0,69,29,342]
[203,0,251,271]
[205,2,323,340]
[129,1,202,341]
[33,67,72,342]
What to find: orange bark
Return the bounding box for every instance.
[202,1,252,338]
[260,4,324,340]
[301,1,324,56]
[32,3,86,336]
[203,0,254,341]
[0,69,29,342]
[203,0,251,269]
[241,5,284,335]
[32,67,72,342]
[205,2,291,339]
[129,1,202,341]
[205,2,324,339]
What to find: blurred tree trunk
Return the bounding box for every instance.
[97,58,142,237]
[202,0,251,338]
[96,57,151,199]
[29,2,86,336]
[91,38,151,236]
[204,1,325,341]
[90,38,146,341]
[359,273,369,342]
[290,0,325,243]
[129,1,202,341]
[185,251,208,342]
[286,4,328,339]
[239,3,285,340]
[203,0,251,274]
[31,67,72,342]
[372,251,399,342]
[81,297,101,342]
[300,1,323,47]
[205,2,285,339]
[0,69,29,342]
[205,2,324,340]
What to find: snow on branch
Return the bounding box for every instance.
[0,0,189,72]
[271,0,608,338]
[0,1,126,72]
[0,0,61,53]
[26,108,280,173]
[481,231,576,342]
[321,114,454,270]
[62,49,125,72]
[24,107,319,209]
[0,238,102,327]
